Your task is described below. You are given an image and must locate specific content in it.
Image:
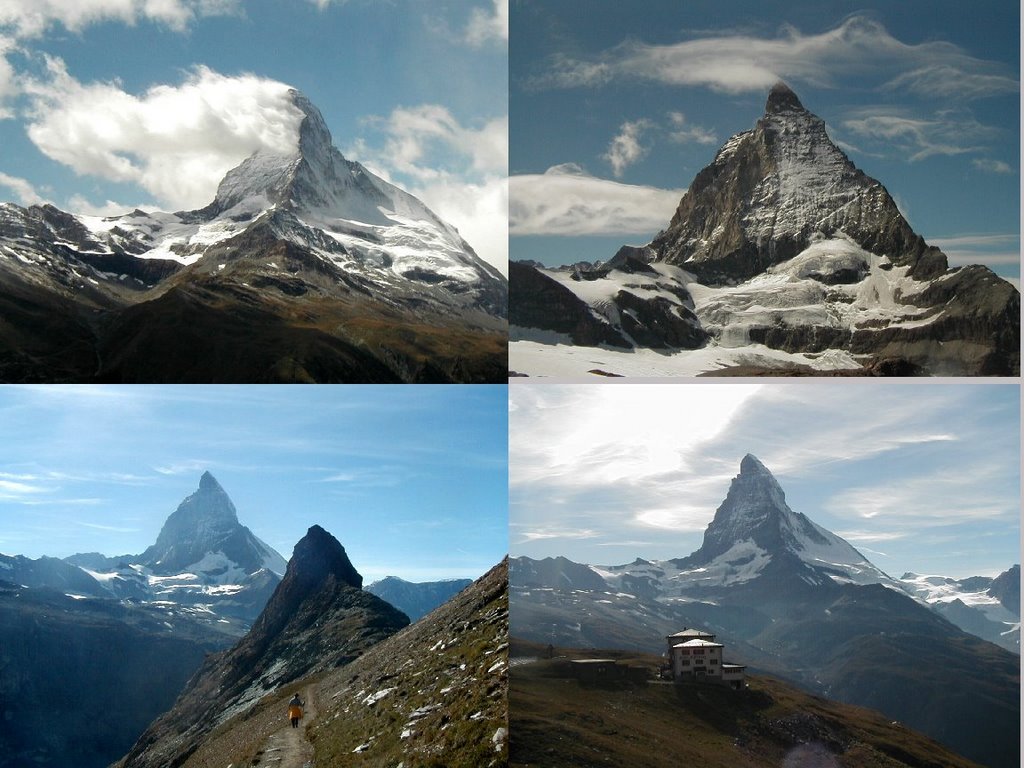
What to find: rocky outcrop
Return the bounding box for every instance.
[509,260,630,347]
[114,525,408,768]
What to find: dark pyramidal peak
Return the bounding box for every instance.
[764,80,804,113]
[681,454,894,588]
[280,523,363,593]
[510,81,1018,376]
[651,81,945,284]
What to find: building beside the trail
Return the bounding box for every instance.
[665,628,746,689]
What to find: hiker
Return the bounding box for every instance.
[288,693,304,728]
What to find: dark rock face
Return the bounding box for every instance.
[115,525,409,768]
[650,82,945,284]
[509,260,630,347]
[989,565,1021,615]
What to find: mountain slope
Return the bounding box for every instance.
[511,644,985,768]
[0,583,231,768]
[510,83,1019,376]
[114,524,409,768]
[117,558,508,768]
[0,89,507,383]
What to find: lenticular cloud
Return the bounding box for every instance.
[23,62,304,211]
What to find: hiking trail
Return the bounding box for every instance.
[255,685,316,768]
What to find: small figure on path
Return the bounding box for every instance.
[288,693,304,728]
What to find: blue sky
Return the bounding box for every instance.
[0,0,508,274]
[0,385,508,583]
[509,382,1020,579]
[509,1,1020,286]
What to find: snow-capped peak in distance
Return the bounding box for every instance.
[138,472,287,578]
[682,454,897,588]
[210,90,458,238]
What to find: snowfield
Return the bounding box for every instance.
[510,235,940,377]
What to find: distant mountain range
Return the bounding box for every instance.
[510,83,1019,376]
[511,454,1019,767]
[0,89,507,383]
[366,575,473,622]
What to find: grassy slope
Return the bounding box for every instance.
[175,561,508,768]
[510,642,983,768]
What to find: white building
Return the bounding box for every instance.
[665,628,746,689]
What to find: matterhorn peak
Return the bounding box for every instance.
[198,469,224,492]
[764,80,805,114]
[739,453,771,476]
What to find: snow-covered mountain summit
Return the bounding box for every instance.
[0,90,507,383]
[670,454,897,590]
[510,83,1018,376]
[138,471,286,578]
[652,81,945,285]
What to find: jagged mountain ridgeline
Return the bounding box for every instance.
[510,83,1019,376]
[114,538,508,768]
[511,455,1020,767]
[0,89,507,383]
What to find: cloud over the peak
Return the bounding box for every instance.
[23,62,303,211]
[534,15,1017,101]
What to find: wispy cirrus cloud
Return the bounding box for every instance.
[532,15,1017,101]
[509,163,683,236]
[841,108,999,161]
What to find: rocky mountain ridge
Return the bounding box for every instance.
[114,535,508,768]
[0,89,507,383]
[510,83,1019,376]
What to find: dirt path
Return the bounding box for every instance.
[255,685,317,768]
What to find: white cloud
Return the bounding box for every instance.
[509,163,684,236]
[666,111,717,145]
[22,62,303,211]
[465,0,507,47]
[0,171,44,204]
[536,15,1017,100]
[970,158,1013,175]
[0,0,239,38]
[603,118,652,177]
[841,109,997,161]
[347,104,508,276]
